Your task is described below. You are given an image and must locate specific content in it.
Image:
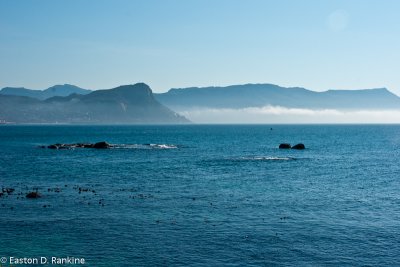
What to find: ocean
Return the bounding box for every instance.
[1,125,400,266]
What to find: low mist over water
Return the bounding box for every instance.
[181,106,400,123]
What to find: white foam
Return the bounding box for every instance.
[112,144,178,150]
[153,144,177,149]
[239,156,295,161]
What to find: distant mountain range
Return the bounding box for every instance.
[1,82,400,124]
[154,84,400,111]
[0,83,188,124]
[0,84,91,100]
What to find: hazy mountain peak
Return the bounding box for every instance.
[0,83,189,124]
[46,84,84,91]
[325,87,390,93]
[1,86,27,91]
[0,84,91,100]
[322,87,399,99]
[113,83,152,92]
[155,83,400,110]
[87,83,154,105]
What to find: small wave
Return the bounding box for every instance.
[112,144,178,150]
[237,156,296,161]
[147,144,177,149]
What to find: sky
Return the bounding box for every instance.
[1,0,400,93]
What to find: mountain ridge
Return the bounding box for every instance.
[0,83,189,124]
[154,83,400,110]
[2,82,399,124]
[0,84,92,100]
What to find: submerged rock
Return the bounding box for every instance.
[292,143,305,150]
[2,188,15,194]
[58,145,71,149]
[279,143,291,149]
[26,192,41,199]
[48,144,72,149]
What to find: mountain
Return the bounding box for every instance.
[155,84,400,111]
[0,83,189,124]
[0,84,91,100]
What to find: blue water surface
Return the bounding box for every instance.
[1,125,400,266]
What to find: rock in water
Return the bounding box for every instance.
[93,141,110,149]
[26,192,41,198]
[292,143,305,150]
[83,144,94,148]
[279,143,291,149]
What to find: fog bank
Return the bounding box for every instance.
[180,106,400,123]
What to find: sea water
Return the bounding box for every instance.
[1,125,400,266]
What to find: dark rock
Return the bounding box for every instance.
[83,144,94,148]
[93,141,110,149]
[292,143,305,150]
[26,192,41,199]
[45,142,112,149]
[279,143,291,149]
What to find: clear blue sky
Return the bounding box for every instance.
[1,0,400,93]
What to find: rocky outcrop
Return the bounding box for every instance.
[292,143,305,150]
[279,143,305,150]
[279,143,291,149]
[93,141,110,149]
[44,142,112,149]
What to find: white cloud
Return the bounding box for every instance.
[180,106,400,123]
